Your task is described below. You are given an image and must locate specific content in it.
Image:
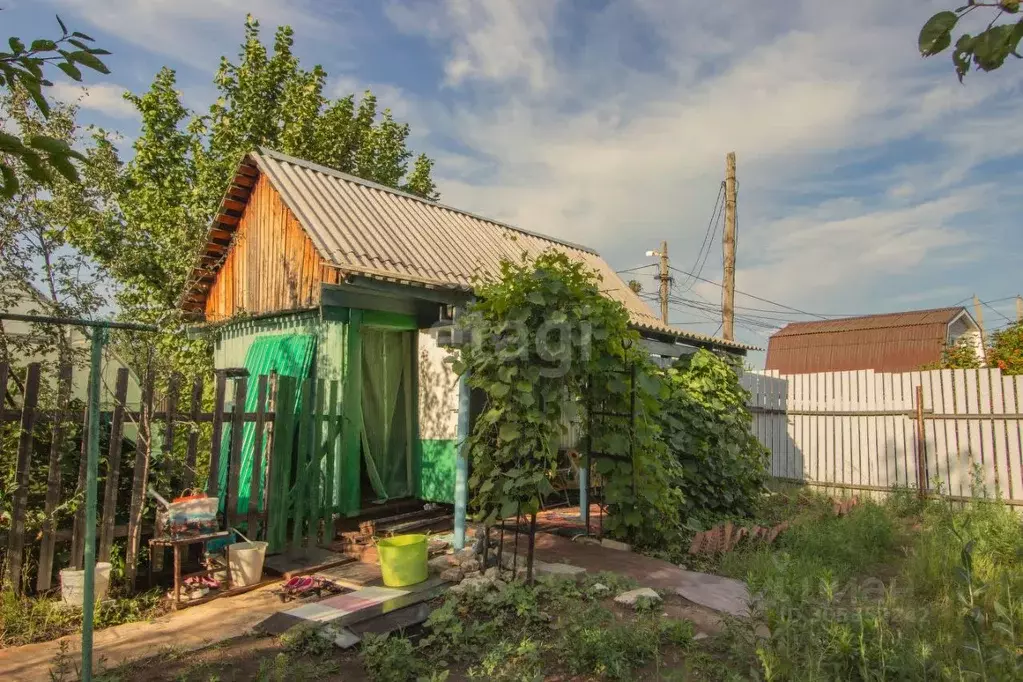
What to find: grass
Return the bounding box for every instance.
[692,485,1023,681]
[0,588,166,648]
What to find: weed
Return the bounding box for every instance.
[361,632,431,682]
[279,622,333,657]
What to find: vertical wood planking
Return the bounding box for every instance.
[37,362,73,592]
[310,379,326,544]
[69,405,89,570]
[940,370,957,497]
[822,373,833,484]
[6,364,41,593]
[989,369,1010,500]
[906,373,923,492]
[268,375,295,553]
[292,378,313,550]
[321,379,339,538]
[98,367,130,563]
[772,373,784,478]
[0,363,9,422]
[930,371,949,495]
[208,370,228,496]
[1004,375,1022,500]
[248,374,269,535]
[226,376,247,522]
[163,373,180,470]
[783,374,795,480]
[125,366,155,589]
[183,375,204,491]
[977,369,997,496]
[855,370,869,490]
[872,373,887,489]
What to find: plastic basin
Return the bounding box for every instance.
[59,562,112,607]
[228,541,268,587]
[377,534,428,587]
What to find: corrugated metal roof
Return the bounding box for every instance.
[244,148,754,352]
[765,307,973,373]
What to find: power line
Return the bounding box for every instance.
[982,299,1013,325]
[675,182,724,293]
[616,263,658,276]
[667,265,829,319]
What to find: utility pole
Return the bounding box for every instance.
[645,242,671,324]
[659,241,670,325]
[974,294,987,353]
[721,152,737,341]
[1017,294,1022,322]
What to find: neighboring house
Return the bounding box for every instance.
[0,285,142,417]
[179,148,753,516]
[765,307,983,374]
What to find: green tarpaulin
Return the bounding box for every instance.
[219,334,317,515]
[360,327,413,501]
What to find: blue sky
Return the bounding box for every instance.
[8,0,1023,365]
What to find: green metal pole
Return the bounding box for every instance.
[81,327,106,682]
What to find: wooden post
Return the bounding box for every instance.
[6,363,42,594]
[183,375,203,491]
[70,404,90,570]
[125,366,155,589]
[722,151,737,341]
[248,374,269,536]
[208,370,228,496]
[37,362,73,592]
[226,376,247,524]
[915,385,927,498]
[98,368,130,563]
[1017,295,1022,322]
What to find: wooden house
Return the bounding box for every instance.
[179,148,752,535]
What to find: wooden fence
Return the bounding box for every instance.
[741,368,1023,503]
[0,361,343,596]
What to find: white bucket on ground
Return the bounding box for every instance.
[228,541,268,587]
[59,562,112,607]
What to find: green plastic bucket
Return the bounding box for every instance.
[377,534,429,587]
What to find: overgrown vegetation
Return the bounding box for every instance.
[456,251,685,545]
[0,587,165,647]
[925,321,1023,374]
[698,487,1023,681]
[660,350,769,525]
[359,572,693,681]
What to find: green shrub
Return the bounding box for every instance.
[0,589,165,647]
[659,351,769,525]
[361,632,431,682]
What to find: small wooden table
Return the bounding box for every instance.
[149,531,233,609]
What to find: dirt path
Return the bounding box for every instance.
[0,584,290,682]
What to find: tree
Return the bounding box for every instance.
[987,321,1023,374]
[0,85,117,365]
[919,2,1023,81]
[0,14,110,197]
[922,336,982,370]
[67,15,439,371]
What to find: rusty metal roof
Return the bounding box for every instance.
[220,148,752,352]
[765,307,972,373]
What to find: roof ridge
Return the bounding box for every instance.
[254,147,601,256]
[779,306,964,328]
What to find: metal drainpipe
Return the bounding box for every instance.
[453,363,470,551]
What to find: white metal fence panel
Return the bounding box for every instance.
[745,367,1023,504]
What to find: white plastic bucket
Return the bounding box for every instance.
[59,562,112,607]
[228,541,268,587]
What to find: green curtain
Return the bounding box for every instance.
[220,334,317,515]
[360,328,412,501]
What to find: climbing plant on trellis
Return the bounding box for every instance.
[453,250,684,550]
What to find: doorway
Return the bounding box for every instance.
[359,326,414,502]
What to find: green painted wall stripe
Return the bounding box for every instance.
[418,439,457,503]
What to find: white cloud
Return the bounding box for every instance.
[49,82,136,119]
[53,0,349,71]
[382,0,1023,354]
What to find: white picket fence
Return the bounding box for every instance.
[741,368,1023,503]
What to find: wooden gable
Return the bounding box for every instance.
[202,174,341,321]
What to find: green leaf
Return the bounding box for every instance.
[68,50,110,75]
[973,24,1015,70]
[28,135,72,155]
[919,11,958,56]
[57,61,82,81]
[498,423,521,442]
[56,15,68,35]
[0,131,29,154]
[9,37,25,54]
[0,163,18,199]
[490,383,510,398]
[72,31,95,41]
[30,39,58,52]
[500,498,519,520]
[527,290,545,305]
[47,153,80,184]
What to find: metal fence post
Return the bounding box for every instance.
[81,326,106,682]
